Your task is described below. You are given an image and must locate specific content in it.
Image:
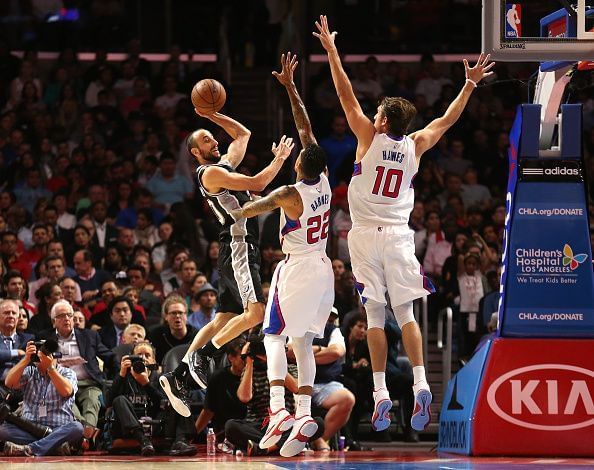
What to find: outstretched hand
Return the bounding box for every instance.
[271,135,295,161]
[464,53,495,85]
[313,15,337,52]
[272,52,298,87]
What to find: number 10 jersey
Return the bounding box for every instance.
[279,173,332,255]
[348,133,417,229]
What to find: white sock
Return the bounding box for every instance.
[270,385,285,413]
[413,366,427,386]
[296,394,312,418]
[373,372,387,391]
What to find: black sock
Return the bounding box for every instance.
[199,341,217,357]
[173,361,190,379]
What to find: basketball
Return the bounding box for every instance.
[191,79,226,114]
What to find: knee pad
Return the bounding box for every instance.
[365,299,387,330]
[393,301,415,329]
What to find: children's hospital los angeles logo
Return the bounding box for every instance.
[515,244,588,284]
[563,244,588,271]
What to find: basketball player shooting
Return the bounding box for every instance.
[231,52,333,457]
[160,108,294,417]
[313,15,494,432]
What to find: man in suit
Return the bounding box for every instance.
[98,296,134,350]
[0,299,34,384]
[37,300,114,428]
[90,201,118,252]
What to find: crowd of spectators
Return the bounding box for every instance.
[0,25,594,456]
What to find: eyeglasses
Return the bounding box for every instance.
[54,312,74,320]
[167,310,187,317]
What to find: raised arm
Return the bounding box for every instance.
[272,52,316,147]
[195,111,251,169]
[313,15,375,156]
[410,54,494,161]
[202,135,294,193]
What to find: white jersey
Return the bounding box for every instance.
[279,173,332,255]
[348,133,417,228]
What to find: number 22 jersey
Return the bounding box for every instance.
[279,173,332,255]
[348,133,417,228]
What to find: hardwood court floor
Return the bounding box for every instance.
[2,445,594,469]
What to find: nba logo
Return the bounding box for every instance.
[505,4,522,38]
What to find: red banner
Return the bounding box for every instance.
[473,338,594,456]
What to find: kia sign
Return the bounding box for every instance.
[473,338,594,456]
[487,364,594,431]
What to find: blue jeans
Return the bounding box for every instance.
[0,421,83,456]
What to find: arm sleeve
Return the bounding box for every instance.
[61,367,79,395]
[17,365,33,389]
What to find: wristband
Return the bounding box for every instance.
[466,78,478,88]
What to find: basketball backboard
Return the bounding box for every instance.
[483,0,594,61]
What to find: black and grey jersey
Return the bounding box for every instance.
[196,162,259,243]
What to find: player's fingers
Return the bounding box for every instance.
[312,32,321,39]
[482,53,491,66]
[332,31,338,39]
[483,62,495,71]
[292,60,298,71]
[476,53,484,67]
[315,21,322,32]
[272,71,279,78]
[463,59,469,71]
[484,71,495,77]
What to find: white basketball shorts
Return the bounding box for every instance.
[348,225,435,307]
[263,251,335,338]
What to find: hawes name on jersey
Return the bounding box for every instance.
[382,150,405,163]
[311,194,330,211]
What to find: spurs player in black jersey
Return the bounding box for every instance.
[160,110,294,417]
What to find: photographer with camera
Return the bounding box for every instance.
[105,341,196,457]
[0,339,83,456]
[105,341,162,456]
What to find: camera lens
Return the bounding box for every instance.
[132,361,146,374]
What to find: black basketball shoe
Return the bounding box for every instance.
[187,350,210,389]
[159,372,191,417]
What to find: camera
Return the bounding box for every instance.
[30,340,62,363]
[241,333,267,360]
[127,355,158,374]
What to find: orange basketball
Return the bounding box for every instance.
[191,79,226,114]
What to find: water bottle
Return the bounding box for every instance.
[206,427,216,456]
